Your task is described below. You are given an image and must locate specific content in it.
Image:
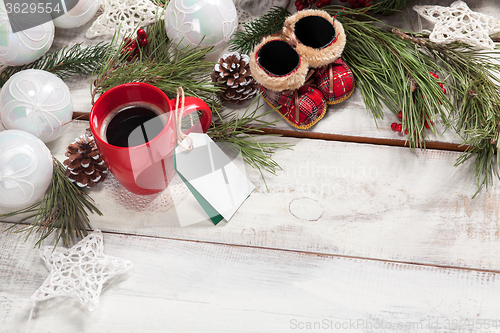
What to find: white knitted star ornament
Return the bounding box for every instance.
[86,0,161,38]
[414,1,500,50]
[31,230,133,311]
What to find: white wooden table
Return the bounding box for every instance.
[2,1,500,332]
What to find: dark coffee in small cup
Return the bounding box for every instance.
[90,82,212,195]
[102,102,165,148]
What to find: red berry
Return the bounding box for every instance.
[139,38,148,47]
[130,41,138,49]
[316,2,324,7]
[126,46,134,53]
[391,122,397,131]
[124,37,132,47]
[137,29,147,40]
[127,54,135,62]
[295,0,302,5]
[396,124,402,133]
[397,111,403,119]
[438,82,444,88]
[296,4,304,10]
[424,121,430,129]
[442,88,447,94]
[433,73,439,79]
[404,129,408,135]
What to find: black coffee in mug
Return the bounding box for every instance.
[103,102,165,148]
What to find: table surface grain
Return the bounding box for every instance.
[2,1,500,332]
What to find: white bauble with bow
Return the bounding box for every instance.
[164,0,238,50]
[0,130,53,208]
[0,69,73,143]
[53,0,100,29]
[0,0,54,66]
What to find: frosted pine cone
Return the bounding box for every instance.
[211,52,259,105]
[64,131,108,188]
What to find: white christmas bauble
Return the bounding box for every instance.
[0,130,53,208]
[164,0,238,49]
[0,0,54,66]
[53,0,100,29]
[0,69,73,143]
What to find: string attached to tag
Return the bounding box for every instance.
[174,86,194,151]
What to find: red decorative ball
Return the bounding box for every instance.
[396,124,402,133]
[391,122,397,131]
[442,88,447,94]
[139,38,148,47]
[124,37,132,47]
[137,29,147,40]
[130,41,138,49]
[397,111,403,119]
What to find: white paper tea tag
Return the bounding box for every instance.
[174,133,255,225]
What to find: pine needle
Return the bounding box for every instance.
[0,42,109,86]
[229,6,290,55]
[2,158,102,248]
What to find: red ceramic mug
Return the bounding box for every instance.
[90,83,212,195]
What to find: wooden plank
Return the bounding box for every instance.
[1,225,500,333]
[2,121,500,271]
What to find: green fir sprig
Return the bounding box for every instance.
[329,8,451,148]
[207,97,292,185]
[0,42,109,87]
[92,20,221,103]
[3,158,102,247]
[326,7,500,195]
[229,6,290,55]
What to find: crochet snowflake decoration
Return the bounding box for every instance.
[31,230,133,311]
[414,1,500,50]
[86,0,161,38]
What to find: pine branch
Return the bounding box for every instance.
[207,97,293,188]
[327,7,500,196]
[329,8,452,149]
[0,42,109,87]
[229,6,290,55]
[92,20,221,103]
[2,158,102,247]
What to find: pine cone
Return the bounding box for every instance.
[63,131,108,188]
[211,52,259,105]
